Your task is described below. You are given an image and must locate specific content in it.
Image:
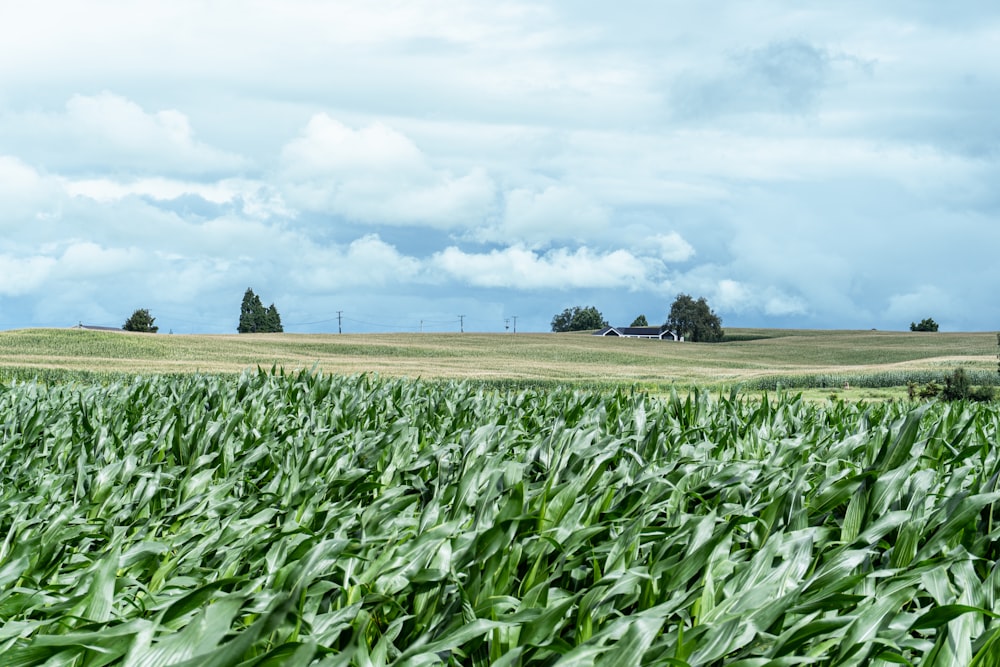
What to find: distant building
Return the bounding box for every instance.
[594,325,682,341]
[73,323,121,332]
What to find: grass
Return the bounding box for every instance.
[0,327,996,391]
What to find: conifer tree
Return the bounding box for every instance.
[239,289,284,333]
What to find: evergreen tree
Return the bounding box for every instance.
[239,288,263,333]
[264,304,283,333]
[239,288,283,333]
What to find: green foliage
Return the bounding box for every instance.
[239,288,283,333]
[2,372,1000,663]
[969,385,995,402]
[942,367,971,400]
[911,317,940,332]
[551,305,609,332]
[919,381,941,399]
[666,293,723,342]
[630,314,649,327]
[122,308,158,333]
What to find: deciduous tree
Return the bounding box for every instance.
[910,318,939,332]
[666,294,723,342]
[123,308,158,333]
[551,306,609,332]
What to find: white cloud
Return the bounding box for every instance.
[2,93,247,175]
[0,156,61,222]
[292,234,424,291]
[0,254,57,296]
[55,242,144,278]
[642,232,696,263]
[65,177,238,204]
[279,114,496,227]
[1,2,999,332]
[714,279,753,312]
[281,115,424,178]
[63,177,293,220]
[433,245,653,290]
[764,294,808,317]
[482,185,609,246]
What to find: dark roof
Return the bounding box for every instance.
[594,325,679,339]
[616,326,665,336]
[74,323,122,332]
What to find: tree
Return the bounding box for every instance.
[123,308,159,333]
[264,304,284,333]
[665,294,723,342]
[239,288,284,333]
[551,306,609,332]
[630,314,649,327]
[910,318,939,332]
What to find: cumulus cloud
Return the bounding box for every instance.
[432,245,654,290]
[292,234,424,291]
[64,177,293,220]
[0,255,57,296]
[279,114,496,227]
[641,232,696,263]
[479,185,609,246]
[2,93,247,176]
[0,3,998,332]
[0,156,62,222]
[281,116,424,177]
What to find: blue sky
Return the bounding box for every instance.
[1,1,998,333]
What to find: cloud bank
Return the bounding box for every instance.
[1,1,998,333]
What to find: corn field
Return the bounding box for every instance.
[2,370,1000,665]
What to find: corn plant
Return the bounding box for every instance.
[1,371,999,665]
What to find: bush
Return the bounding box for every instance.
[918,382,941,399]
[942,368,971,401]
[970,385,995,402]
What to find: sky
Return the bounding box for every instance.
[1,2,998,334]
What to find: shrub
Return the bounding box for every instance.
[918,381,941,399]
[970,385,995,402]
[942,368,971,401]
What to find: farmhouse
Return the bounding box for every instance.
[73,323,121,332]
[594,325,682,341]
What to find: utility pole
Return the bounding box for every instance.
[458,315,465,333]
[511,315,517,333]
[504,318,510,332]
[337,311,343,334]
